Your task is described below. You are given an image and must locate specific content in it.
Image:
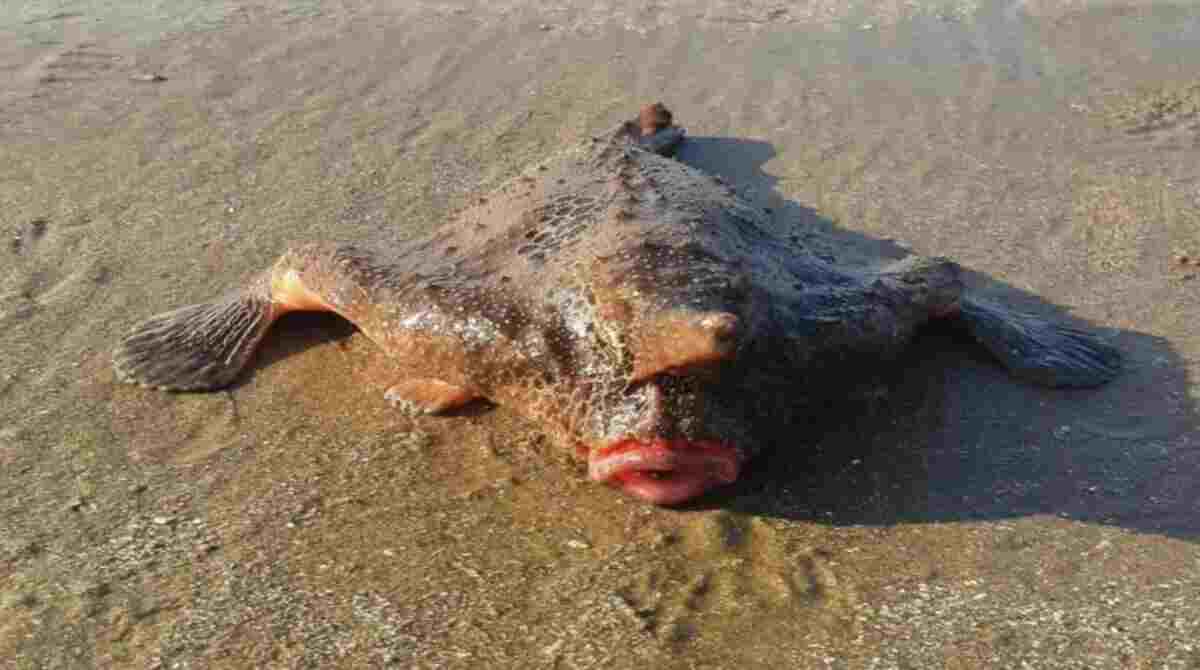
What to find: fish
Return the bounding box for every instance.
[113,103,1120,505]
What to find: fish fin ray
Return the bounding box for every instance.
[113,284,277,391]
[957,296,1121,388]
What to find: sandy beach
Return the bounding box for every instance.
[2,0,1199,667]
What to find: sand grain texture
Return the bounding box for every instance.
[2,1,1200,668]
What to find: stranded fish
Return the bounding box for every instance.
[113,103,1120,505]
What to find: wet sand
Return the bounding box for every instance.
[3,1,1200,667]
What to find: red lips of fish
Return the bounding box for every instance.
[588,439,744,505]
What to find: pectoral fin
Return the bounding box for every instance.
[956,296,1121,388]
[113,283,279,391]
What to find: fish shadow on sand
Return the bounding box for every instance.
[676,136,1199,541]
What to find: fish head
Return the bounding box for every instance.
[545,241,769,505]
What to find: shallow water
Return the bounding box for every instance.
[2,1,1199,668]
[1,0,322,44]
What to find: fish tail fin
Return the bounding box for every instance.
[957,296,1121,388]
[113,283,278,391]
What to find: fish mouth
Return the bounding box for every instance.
[588,439,743,505]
